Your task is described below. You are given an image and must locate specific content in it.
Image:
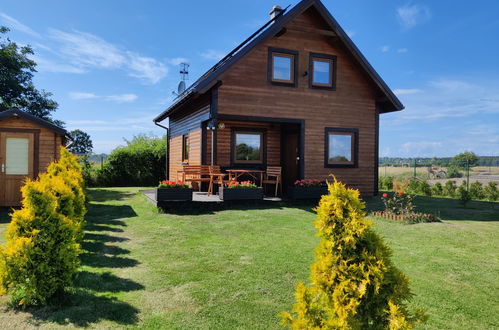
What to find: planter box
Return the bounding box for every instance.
[288,186,328,199]
[219,187,263,201]
[156,187,193,202]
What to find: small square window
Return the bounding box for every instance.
[268,48,298,87]
[325,128,358,168]
[182,135,189,163]
[309,53,336,90]
[232,130,265,164]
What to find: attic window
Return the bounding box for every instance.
[309,53,337,90]
[268,48,298,87]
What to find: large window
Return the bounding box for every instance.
[182,134,189,163]
[324,128,358,168]
[232,130,265,164]
[268,48,298,87]
[309,53,337,90]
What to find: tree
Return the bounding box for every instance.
[452,151,479,169]
[68,129,93,154]
[281,179,426,329]
[0,26,62,126]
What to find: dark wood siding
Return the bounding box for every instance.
[216,7,378,195]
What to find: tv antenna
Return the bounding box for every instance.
[173,62,189,96]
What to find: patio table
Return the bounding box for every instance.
[226,169,266,187]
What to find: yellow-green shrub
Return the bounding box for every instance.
[0,147,86,307]
[280,179,426,329]
[0,177,81,306]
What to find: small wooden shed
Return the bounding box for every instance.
[0,108,68,206]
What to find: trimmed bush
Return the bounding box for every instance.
[447,167,463,178]
[457,182,471,208]
[469,181,484,200]
[484,182,499,201]
[443,180,457,197]
[0,147,85,307]
[95,134,166,187]
[280,179,426,329]
[431,182,443,196]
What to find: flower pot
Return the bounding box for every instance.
[288,186,328,199]
[156,187,193,201]
[219,187,263,201]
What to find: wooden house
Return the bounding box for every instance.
[154,0,403,196]
[0,108,68,206]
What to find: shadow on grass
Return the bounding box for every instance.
[27,290,140,327]
[75,271,144,293]
[88,189,136,203]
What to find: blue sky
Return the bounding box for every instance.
[1,0,498,156]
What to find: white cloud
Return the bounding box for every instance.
[393,88,423,95]
[32,55,86,74]
[396,4,431,30]
[200,49,225,61]
[127,52,168,84]
[47,29,168,84]
[0,12,40,37]
[397,48,408,53]
[380,45,390,52]
[69,92,138,103]
[429,79,474,91]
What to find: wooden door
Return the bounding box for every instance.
[0,132,34,206]
[282,130,300,190]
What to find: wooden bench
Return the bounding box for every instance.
[177,165,211,191]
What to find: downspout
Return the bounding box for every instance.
[154,121,170,180]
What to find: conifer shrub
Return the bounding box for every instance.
[0,147,85,307]
[0,178,81,306]
[280,179,426,329]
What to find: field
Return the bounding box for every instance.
[379,165,499,185]
[0,189,498,329]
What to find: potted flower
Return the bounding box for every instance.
[219,180,263,201]
[288,179,328,199]
[156,180,192,201]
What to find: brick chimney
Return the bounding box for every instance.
[269,5,284,21]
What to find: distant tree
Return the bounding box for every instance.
[68,129,93,154]
[0,26,63,126]
[452,151,479,168]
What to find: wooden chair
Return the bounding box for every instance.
[180,165,211,191]
[207,165,229,196]
[263,166,282,197]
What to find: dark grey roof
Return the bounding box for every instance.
[0,108,68,136]
[154,0,403,122]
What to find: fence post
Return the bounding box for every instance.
[466,159,470,190]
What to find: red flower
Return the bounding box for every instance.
[399,191,405,195]
[382,193,388,198]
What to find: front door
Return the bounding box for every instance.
[0,132,34,206]
[282,126,300,191]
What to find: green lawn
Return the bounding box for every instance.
[0,189,497,329]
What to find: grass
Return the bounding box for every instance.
[0,188,497,329]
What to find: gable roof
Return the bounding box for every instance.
[0,108,68,136]
[154,0,403,122]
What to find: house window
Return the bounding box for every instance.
[268,48,298,86]
[232,130,264,164]
[182,134,189,163]
[309,53,337,90]
[324,128,358,168]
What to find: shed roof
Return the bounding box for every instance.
[0,108,68,136]
[154,0,403,122]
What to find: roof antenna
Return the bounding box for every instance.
[173,62,189,96]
